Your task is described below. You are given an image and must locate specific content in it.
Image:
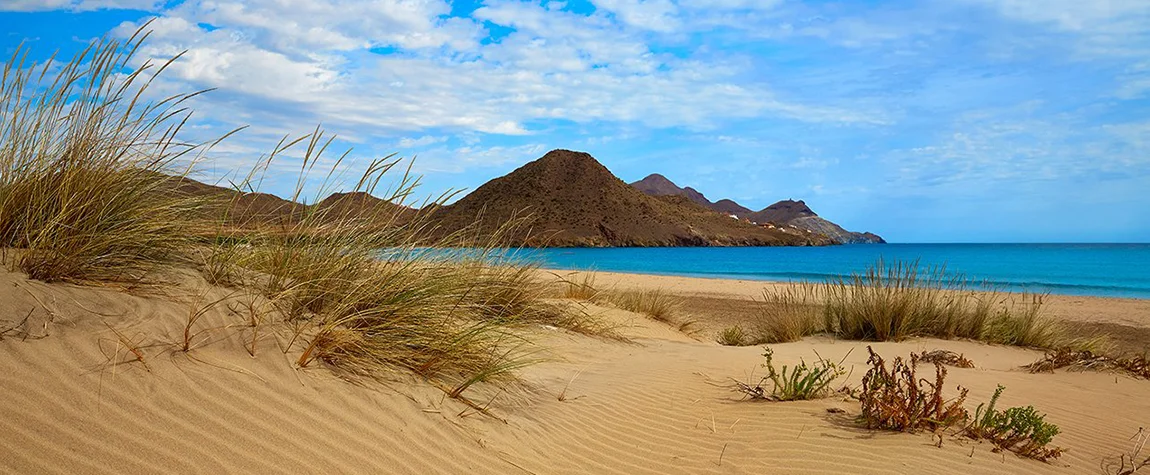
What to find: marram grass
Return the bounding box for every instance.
[1,26,603,402]
[748,259,1088,350]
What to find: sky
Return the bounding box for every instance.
[1,0,1148,243]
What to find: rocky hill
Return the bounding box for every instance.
[630,174,752,216]
[427,150,830,247]
[631,178,884,244]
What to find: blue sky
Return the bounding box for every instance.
[2,0,1148,243]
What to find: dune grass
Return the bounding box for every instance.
[748,259,1082,350]
[0,27,226,284]
[0,27,603,403]
[604,288,682,322]
[716,326,747,346]
[559,272,601,301]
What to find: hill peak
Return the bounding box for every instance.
[631,173,684,196]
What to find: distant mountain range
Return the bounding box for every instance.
[629,173,884,244]
[172,149,882,247]
[427,150,831,247]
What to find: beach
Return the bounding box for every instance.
[3,267,1148,474]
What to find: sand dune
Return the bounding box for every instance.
[2,268,1149,474]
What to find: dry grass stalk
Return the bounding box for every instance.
[101,321,151,372]
[559,272,600,301]
[1102,427,1150,475]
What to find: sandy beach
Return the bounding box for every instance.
[3,267,1149,474]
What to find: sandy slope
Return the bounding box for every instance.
[2,268,1149,474]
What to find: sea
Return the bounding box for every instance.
[519,244,1150,300]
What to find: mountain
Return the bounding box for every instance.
[629,174,711,208]
[629,174,752,216]
[166,177,415,231]
[630,177,884,244]
[750,200,884,244]
[746,199,816,224]
[712,199,753,216]
[427,150,831,247]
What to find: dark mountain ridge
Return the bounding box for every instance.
[630,176,884,244]
[428,150,830,247]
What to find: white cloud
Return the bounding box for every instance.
[590,0,679,32]
[0,0,160,11]
[97,0,876,157]
[398,135,447,148]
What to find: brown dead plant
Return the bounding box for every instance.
[858,346,969,433]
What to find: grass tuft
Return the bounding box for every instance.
[0,25,227,284]
[748,259,1081,350]
[559,272,600,301]
[716,326,747,346]
[605,288,681,322]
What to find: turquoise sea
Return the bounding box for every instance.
[521,244,1150,299]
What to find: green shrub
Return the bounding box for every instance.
[966,385,1063,461]
[737,347,845,401]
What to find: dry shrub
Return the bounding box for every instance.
[1025,348,1150,379]
[966,385,1063,461]
[0,25,222,283]
[858,346,969,433]
[916,349,975,369]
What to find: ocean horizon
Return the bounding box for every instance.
[522,243,1150,300]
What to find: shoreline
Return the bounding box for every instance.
[541,268,1150,335]
[537,265,1150,301]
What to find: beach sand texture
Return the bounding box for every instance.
[2,268,1149,474]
